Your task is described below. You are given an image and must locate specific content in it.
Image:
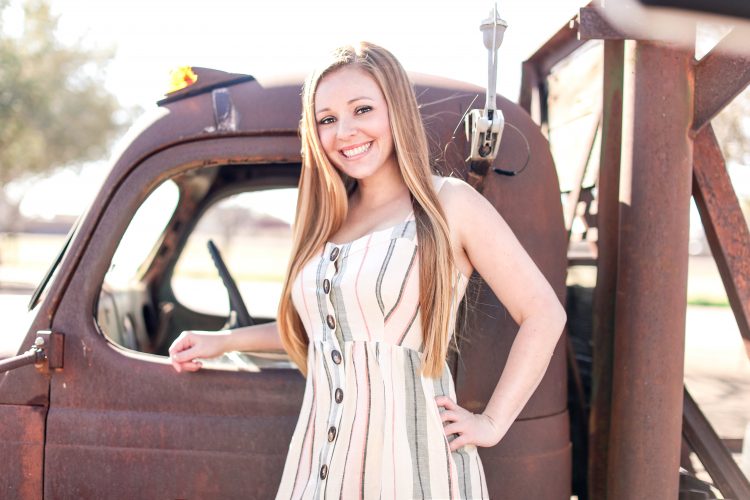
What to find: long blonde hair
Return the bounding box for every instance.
[277,41,456,379]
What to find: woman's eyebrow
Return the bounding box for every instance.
[347,96,373,103]
[316,96,374,114]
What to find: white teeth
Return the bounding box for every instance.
[342,142,371,158]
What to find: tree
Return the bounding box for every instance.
[0,0,126,189]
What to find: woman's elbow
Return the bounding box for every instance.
[550,300,567,335]
[519,294,567,335]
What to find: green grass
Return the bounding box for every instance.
[687,296,730,308]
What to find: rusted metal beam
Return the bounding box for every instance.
[526,15,585,77]
[693,28,750,131]
[723,438,743,454]
[683,387,750,498]
[589,38,624,500]
[692,125,750,357]
[608,40,693,499]
[522,11,589,130]
[519,61,540,122]
[578,6,628,41]
[0,347,42,373]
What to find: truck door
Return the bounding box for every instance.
[43,137,305,498]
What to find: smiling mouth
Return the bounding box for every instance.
[341,141,372,158]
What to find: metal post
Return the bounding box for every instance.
[589,38,624,500]
[607,39,693,499]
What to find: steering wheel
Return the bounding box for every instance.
[206,239,255,329]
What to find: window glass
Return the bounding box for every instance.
[106,180,180,287]
[97,180,179,350]
[171,187,297,318]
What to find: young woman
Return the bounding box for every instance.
[169,42,567,499]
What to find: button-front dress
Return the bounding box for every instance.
[275,177,490,500]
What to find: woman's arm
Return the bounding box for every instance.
[168,321,285,372]
[435,178,567,451]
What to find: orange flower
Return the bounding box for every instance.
[167,66,198,93]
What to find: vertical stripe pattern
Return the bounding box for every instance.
[279,177,489,499]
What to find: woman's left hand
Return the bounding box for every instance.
[435,396,505,451]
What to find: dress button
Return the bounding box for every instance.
[328,426,337,442]
[326,315,336,329]
[323,279,331,294]
[330,247,340,261]
[335,388,344,403]
[320,464,328,479]
[331,350,342,364]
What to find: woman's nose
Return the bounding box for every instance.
[336,118,357,138]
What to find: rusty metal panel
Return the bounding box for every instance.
[692,125,750,357]
[589,38,625,500]
[608,40,693,499]
[451,93,570,497]
[45,407,297,498]
[693,28,750,131]
[519,61,540,120]
[478,411,571,499]
[0,405,45,499]
[454,98,568,417]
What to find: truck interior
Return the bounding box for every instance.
[96,162,300,370]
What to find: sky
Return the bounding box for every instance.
[5,0,589,218]
[46,0,588,111]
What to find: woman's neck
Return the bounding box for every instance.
[350,164,410,211]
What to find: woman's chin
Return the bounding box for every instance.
[334,162,378,180]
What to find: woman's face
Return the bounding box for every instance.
[314,66,397,180]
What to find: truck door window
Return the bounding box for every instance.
[171,187,297,319]
[97,180,179,350]
[107,180,179,286]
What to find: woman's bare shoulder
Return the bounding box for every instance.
[432,174,481,214]
[432,174,514,247]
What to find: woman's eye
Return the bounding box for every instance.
[355,105,372,115]
[318,116,335,125]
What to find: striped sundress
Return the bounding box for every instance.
[275,177,490,499]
